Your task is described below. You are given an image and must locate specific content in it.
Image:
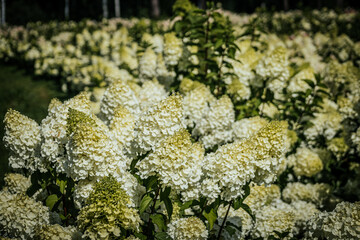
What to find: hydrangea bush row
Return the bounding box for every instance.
[1,1,360,239]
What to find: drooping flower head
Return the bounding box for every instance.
[77,176,142,240]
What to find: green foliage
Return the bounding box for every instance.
[173,0,239,97]
[27,168,77,225]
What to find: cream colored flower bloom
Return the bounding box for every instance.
[288,147,323,177]
[282,182,331,207]
[167,217,208,240]
[164,32,183,66]
[305,201,360,239]
[133,94,185,154]
[137,129,204,201]
[34,224,82,240]
[0,191,50,239]
[3,109,46,172]
[3,173,30,194]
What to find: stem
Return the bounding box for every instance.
[151,187,160,214]
[146,187,161,237]
[217,201,232,240]
[197,198,208,218]
[62,194,69,226]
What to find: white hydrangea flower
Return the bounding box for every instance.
[0,191,50,240]
[287,147,323,177]
[3,173,31,194]
[255,46,289,82]
[141,33,164,53]
[109,105,136,150]
[137,78,168,111]
[194,95,235,149]
[259,102,280,119]
[304,108,343,145]
[231,47,260,85]
[137,129,204,201]
[41,93,92,174]
[65,109,130,180]
[282,182,331,207]
[34,224,82,240]
[182,83,215,129]
[119,45,138,70]
[225,78,252,101]
[132,94,185,154]
[243,183,281,211]
[250,201,296,240]
[327,137,349,160]
[139,48,157,81]
[3,109,46,172]
[250,121,289,184]
[106,68,134,83]
[287,66,315,95]
[305,201,360,239]
[99,80,140,124]
[167,217,208,240]
[202,121,287,201]
[73,179,96,209]
[290,200,320,233]
[156,53,173,80]
[164,32,183,66]
[337,96,358,119]
[232,116,268,140]
[77,176,142,239]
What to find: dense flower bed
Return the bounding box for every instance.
[1,1,360,239]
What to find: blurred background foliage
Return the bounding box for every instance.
[0,63,66,186]
[2,0,360,25]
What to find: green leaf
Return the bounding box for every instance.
[46,194,59,211]
[303,79,315,88]
[163,197,173,220]
[228,47,236,59]
[317,82,328,88]
[180,200,194,211]
[202,208,217,230]
[134,232,147,240]
[203,43,213,48]
[150,214,166,231]
[139,195,153,214]
[58,180,66,194]
[232,199,242,210]
[59,213,67,220]
[155,232,172,240]
[144,176,158,191]
[225,224,236,235]
[240,203,256,221]
[214,39,223,50]
[26,183,41,197]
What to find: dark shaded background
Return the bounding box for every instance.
[3,0,360,25]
